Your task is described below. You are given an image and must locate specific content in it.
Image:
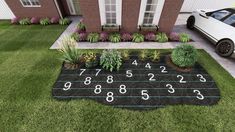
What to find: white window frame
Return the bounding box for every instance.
[98,0,122,26]
[20,0,41,7]
[138,0,165,26]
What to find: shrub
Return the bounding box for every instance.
[169,32,180,41]
[83,52,98,68]
[77,22,86,31]
[78,32,87,41]
[121,33,132,42]
[171,44,198,68]
[100,32,109,42]
[59,18,70,25]
[71,32,79,41]
[19,18,31,25]
[30,17,40,24]
[87,33,99,43]
[132,33,144,43]
[139,50,148,61]
[145,32,156,41]
[121,50,130,60]
[40,18,50,26]
[156,33,168,43]
[100,49,122,72]
[149,50,160,62]
[50,16,60,24]
[109,33,121,43]
[179,33,190,43]
[59,37,82,68]
[11,17,19,24]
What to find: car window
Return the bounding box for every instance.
[210,10,231,20]
[223,14,235,27]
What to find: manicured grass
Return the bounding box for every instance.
[0,21,235,131]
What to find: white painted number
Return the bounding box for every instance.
[94,85,102,94]
[126,70,133,78]
[193,90,204,100]
[63,82,72,91]
[148,73,156,81]
[141,90,149,100]
[84,77,92,85]
[79,69,86,76]
[177,75,186,83]
[107,75,113,84]
[119,84,127,94]
[95,69,101,76]
[197,74,206,82]
[145,63,151,69]
[132,60,138,66]
[160,66,168,73]
[166,84,175,94]
[106,92,114,102]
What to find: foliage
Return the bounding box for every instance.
[109,33,121,43]
[11,17,19,24]
[19,18,31,25]
[50,16,60,24]
[169,32,180,41]
[78,32,87,41]
[171,44,198,68]
[77,22,86,31]
[87,33,100,43]
[132,33,144,43]
[156,32,168,43]
[179,33,191,43]
[149,50,161,62]
[59,37,82,65]
[121,33,132,42]
[121,50,130,60]
[30,17,40,24]
[139,49,148,61]
[59,18,70,25]
[83,52,98,68]
[40,18,51,26]
[71,32,79,41]
[100,49,122,72]
[145,32,156,41]
[100,32,109,42]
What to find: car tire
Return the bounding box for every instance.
[187,16,195,30]
[216,39,234,57]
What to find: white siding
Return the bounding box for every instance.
[181,0,235,12]
[0,0,15,19]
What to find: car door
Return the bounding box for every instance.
[219,14,235,42]
[199,10,232,42]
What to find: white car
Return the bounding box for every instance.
[187,8,235,57]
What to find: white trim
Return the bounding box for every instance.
[20,0,41,7]
[98,0,106,25]
[53,0,62,18]
[66,0,76,15]
[116,0,122,25]
[153,0,165,25]
[138,0,147,26]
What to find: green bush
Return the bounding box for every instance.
[40,18,50,26]
[59,18,70,25]
[19,18,31,25]
[171,44,198,68]
[109,33,121,43]
[87,33,100,43]
[121,50,130,60]
[77,22,86,31]
[83,52,98,68]
[156,33,168,43]
[132,33,144,43]
[139,50,148,61]
[149,50,160,62]
[179,33,190,43]
[100,49,122,72]
[70,32,79,41]
[59,37,82,67]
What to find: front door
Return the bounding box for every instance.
[66,0,80,15]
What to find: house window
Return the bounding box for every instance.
[138,0,165,26]
[98,0,122,26]
[20,0,41,7]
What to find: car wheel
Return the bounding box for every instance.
[187,16,195,30]
[216,39,234,57]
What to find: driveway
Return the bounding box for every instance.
[174,14,235,78]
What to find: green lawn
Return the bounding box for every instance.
[0,21,235,132]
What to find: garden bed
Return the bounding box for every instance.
[52,53,220,110]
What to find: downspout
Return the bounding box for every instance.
[53,0,63,18]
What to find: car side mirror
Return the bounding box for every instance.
[205,12,212,16]
[200,12,209,19]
